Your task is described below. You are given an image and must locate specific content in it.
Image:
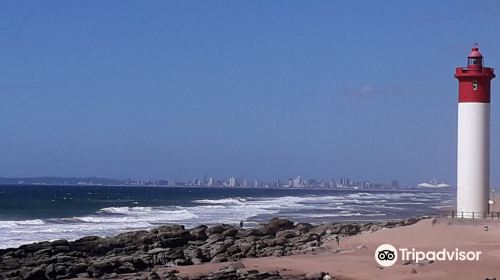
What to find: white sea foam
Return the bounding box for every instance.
[0,191,451,249]
[193,198,245,205]
[0,219,46,229]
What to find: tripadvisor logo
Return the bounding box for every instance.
[375,244,482,267]
[375,244,398,267]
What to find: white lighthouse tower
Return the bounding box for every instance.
[456,45,495,218]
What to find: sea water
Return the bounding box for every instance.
[0,185,453,249]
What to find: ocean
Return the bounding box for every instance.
[0,185,453,249]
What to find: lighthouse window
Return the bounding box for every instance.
[473,80,478,91]
[469,58,481,65]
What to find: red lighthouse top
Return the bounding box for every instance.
[455,45,495,103]
[468,47,482,59]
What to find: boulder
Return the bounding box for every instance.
[260,218,294,236]
[226,244,241,254]
[340,224,360,235]
[205,233,225,245]
[207,225,225,235]
[209,241,229,257]
[21,266,47,280]
[71,263,88,274]
[115,262,136,274]
[223,227,239,238]
[237,228,264,238]
[403,217,420,226]
[309,224,335,236]
[147,247,184,265]
[294,222,313,233]
[189,225,208,240]
[132,257,149,271]
[159,236,190,248]
[275,230,298,244]
[210,254,227,263]
[87,261,115,278]
[183,246,204,261]
[148,272,161,280]
[151,224,185,235]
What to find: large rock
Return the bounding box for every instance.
[275,230,298,244]
[147,247,185,265]
[294,222,313,233]
[402,217,420,226]
[71,263,88,274]
[210,254,227,263]
[207,224,228,235]
[209,241,229,258]
[115,262,136,274]
[148,271,161,280]
[183,246,205,262]
[21,266,47,280]
[259,218,294,236]
[205,233,225,245]
[87,261,115,278]
[151,224,185,235]
[189,225,208,240]
[223,227,239,238]
[237,228,264,238]
[340,224,360,235]
[309,224,336,236]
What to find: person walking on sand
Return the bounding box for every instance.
[323,272,332,280]
[335,235,340,247]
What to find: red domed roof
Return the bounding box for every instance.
[468,47,483,58]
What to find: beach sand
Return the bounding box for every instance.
[162,218,500,279]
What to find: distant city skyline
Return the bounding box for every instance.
[1,1,500,185]
[0,174,448,191]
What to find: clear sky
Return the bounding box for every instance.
[1,1,500,185]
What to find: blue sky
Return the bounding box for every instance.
[1,1,500,185]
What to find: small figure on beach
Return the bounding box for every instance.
[323,272,332,280]
[240,220,244,228]
[335,235,340,247]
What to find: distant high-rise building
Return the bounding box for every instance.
[329,180,336,188]
[339,178,350,186]
[158,180,169,186]
[207,177,215,187]
[292,176,302,187]
[307,179,318,188]
[228,177,237,187]
[391,180,399,188]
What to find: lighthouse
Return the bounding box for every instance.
[456,45,495,218]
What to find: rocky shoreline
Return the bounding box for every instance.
[0,217,426,280]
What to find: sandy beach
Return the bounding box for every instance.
[163,218,500,279]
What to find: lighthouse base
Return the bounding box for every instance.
[457,102,490,218]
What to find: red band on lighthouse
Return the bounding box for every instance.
[455,47,495,103]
